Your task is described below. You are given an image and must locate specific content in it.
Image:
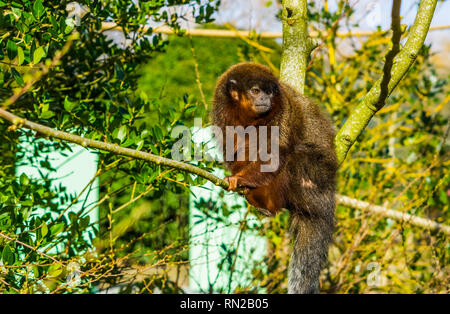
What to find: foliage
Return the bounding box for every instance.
[0,0,220,293]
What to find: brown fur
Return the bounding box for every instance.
[212,62,338,294]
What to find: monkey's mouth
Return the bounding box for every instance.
[254,104,271,114]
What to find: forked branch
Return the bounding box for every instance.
[334,0,437,163]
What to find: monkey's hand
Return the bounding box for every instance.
[224,176,241,191]
[224,176,258,192]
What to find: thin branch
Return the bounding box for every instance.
[0,232,62,265]
[224,23,274,53]
[336,195,450,235]
[187,25,208,109]
[100,22,450,39]
[307,0,360,72]
[0,108,228,190]
[378,0,402,110]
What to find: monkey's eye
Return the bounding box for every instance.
[250,87,261,95]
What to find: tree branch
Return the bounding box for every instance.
[0,108,228,190]
[99,22,450,39]
[335,0,438,164]
[336,195,450,235]
[279,0,316,93]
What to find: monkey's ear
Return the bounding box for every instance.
[227,79,240,101]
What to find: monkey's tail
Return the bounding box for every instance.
[288,210,334,294]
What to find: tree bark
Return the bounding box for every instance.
[279,0,315,93]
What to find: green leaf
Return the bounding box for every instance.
[136,140,144,150]
[0,193,8,205]
[41,223,48,238]
[33,0,45,18]
[141,130,150,138]
[139,90,148,103]
[32,266,40,278]
[21,199,33,207]
[68,212,77,223]
[11,68,24,87]
[50,223,64,236]
[184,105,196,115]
[2,245,15,265]
[115,64,124,81]
[48,264,63,277]
[79,216,90,229]
[176,173,184,182]
[122,137,134,147]
[222,204,230,217]
[11,7,22,19]
[64,97,77,112]
[438,189,448,204]
[19,172,29,186]
[117,125,127,142]
[64,21,74,34]
[7,40,17,60]
[41,110,55,119]
[33,46,44,64]
[153,125,163,140]
[17,46,24,65]
[24,34,32,45]
[149,144,158,155]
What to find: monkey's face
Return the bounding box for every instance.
[247,85,273,114]
[227,79,278,116]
